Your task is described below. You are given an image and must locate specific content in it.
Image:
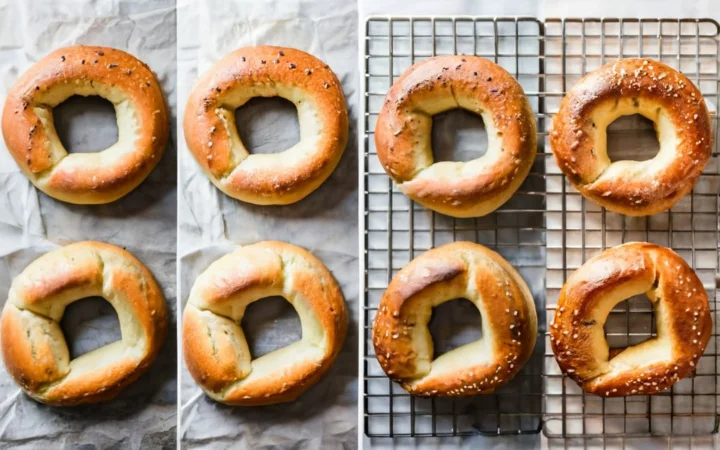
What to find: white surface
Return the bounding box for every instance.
[177,0,359,448]
[0,0,178,449]
[359,0,720,449]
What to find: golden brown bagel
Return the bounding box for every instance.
[550,58,712,216]
[550,242,711,397]
[373,242,537,396]
[375,55,537,218]
[1,46,169,204]
[183,46,348,205]
[0,242,167,406]
[182,241,347,405]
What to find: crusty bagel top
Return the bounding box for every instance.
[183,46,348,205]
[373,241,537,396]
[550,58,712,215]
[1,241,167,405]
[182,241,348,405]
[551,242,711,396]
[1,46,169,204]
[374,55,537,217]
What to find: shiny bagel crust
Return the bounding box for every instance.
[550,58,712,215]
[550,242,711,396]
[0,242,167,405]
[184,46,348,205]
[182,241,347,405]
[375,55,537,218]
[373,241,537,396]
[1,46,169,204]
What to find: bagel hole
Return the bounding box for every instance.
[53,95,118,153]
[431,109,488,162]
[241,296,301,358]
[59,296,121,359]
[606,114,659,162]
[603,295,656,353]
[235,97,300,154]
[428,298,482,358]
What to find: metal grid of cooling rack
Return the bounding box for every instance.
[362,16,549,437]
[362,15,720,442]
[542,18,720,441]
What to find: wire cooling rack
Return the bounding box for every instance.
[361,16,720,441]
[362,16,548,437]
[542,18,720,441]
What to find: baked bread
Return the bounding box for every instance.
[184,46,348,205]
[1,46,169,204]
[550,58,712,215]
[373,241,537,396]
[0,241,167,405]
[550,242,712,396]
[182,241,347,405]
[375,55,537,218]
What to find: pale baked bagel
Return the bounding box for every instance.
[551,58,713,216]
[184,46,348,205]
[373,241,537,396]
[0,241,167,406]
[1,46,169,204]
[375,55,537,218]
[182,241,347,405]
[550,242,711,396]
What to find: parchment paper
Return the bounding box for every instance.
[0,0,177,448]
[177,0,359,448]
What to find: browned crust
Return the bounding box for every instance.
[550,58,712,215]
[550,242,712,396]
[0,241,167,406]
[1,306,68,393]
[182,241,348,406]
[183,46,348,205]
[375,55,537,217]
[182,307,249,393]
[373,241,537,396]
[1,46,169,204]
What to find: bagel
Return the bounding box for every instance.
[372,241,537,396]
[183,46,348,205]
[1,46,169,204]
[375,55,537,218]
[0,241,167,406]
[550,58,712,216]
[182,241,347,405]
[550,242,712,397]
